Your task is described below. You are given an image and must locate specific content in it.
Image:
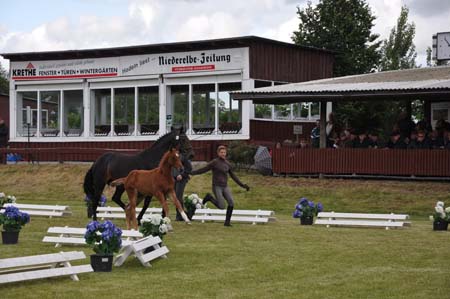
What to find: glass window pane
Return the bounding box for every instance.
[114,88,135,136]
[254,104,272,119]
[171,85,189,130]
[193,84,215,134]
[274,104,291,120]
[219,82,242,134]
[16,91,37,137]
[138,86,159,135]
[311,102,320,118]
[41,91,60,137]
[293,102,309,119]
[63,90,83,137]
[92,89,111,136]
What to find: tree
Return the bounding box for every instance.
[292,0,381,77]
[378,6,417,71]
[0,62,8,95]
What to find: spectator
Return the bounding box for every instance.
[352,130,371,148]
[429,130,444,149]
[368,131,381,149]
[326,113,339,147]
[386,131,407,149]
[408,130,431,149]
[0,118,8,164]
[310,120,320,148]
[416,118,432,134]
[408,130,417,145]
[443,130,450,149]
[396,111,415,141]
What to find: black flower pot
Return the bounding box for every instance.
[187,209,195,221]
[433,220,448,231]
[2,231,19,244]
[300,216,314,225]
[90,254,113,272]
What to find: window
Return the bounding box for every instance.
[92,89,111,136]
[254,104,272,119]
[40,91,60,137]
[63,90,83,136]
[170,85,189,130]
[192,84,216,134]
[138,86,159,135]
[274,104,291,120]
[293,102,310,119]
[114,88,134,136]
[219,82,241,134]
[16,91,38,137]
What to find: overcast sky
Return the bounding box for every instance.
[1,0,449,72]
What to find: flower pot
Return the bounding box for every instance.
[2,231,19,244]
[300,216,314,225]
[433,220,448,231]
[90,254,113,272]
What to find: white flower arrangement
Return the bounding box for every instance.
[0,193,17,207]
[431,201,449,223]
[184,193,205,216]
[140,214,171,239]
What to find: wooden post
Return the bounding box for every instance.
[320,100,327,148]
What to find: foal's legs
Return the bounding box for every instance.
[155,192,170,221]
[125,188,139,230]
[169,190,190,223]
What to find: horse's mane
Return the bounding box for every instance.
[151,130,177,149]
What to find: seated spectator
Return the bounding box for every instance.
[310,120,320,148]
[443,130,450,149]
[416,118,432,134]
[386,131,407,149]
[299,138,309,149]
[352,131,371,148]
[396,111,415,141]
[408,130,417,145]
[408,130,432,149]
[429,130,444,149]
[368,131,380,149]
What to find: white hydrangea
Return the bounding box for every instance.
[192,197,198,204]
[445,207,450,213]
[435,206,445,218]
[429,215,435,221]
[0,193,5,198]
[7,195,16,203]
[141,217,151,223]
[195,203,202,209]
[159,224,168,234]
[436,201,445,208]
[163,217,171,225]
[150,214,162,225]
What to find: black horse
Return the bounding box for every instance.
[83,128,193,223]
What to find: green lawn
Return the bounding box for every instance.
[0,164,449,298]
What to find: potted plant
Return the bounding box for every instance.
[84,194,107,218]
[84,220,122,272]
[293,197,323,225]
[430,201,449,231]
[140,214,171,253]
[183,193,203,220]
[0,206,30,244]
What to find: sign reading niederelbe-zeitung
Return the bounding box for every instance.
[11,47,247,81]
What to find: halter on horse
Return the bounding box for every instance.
[111,148,190,230]
[83,127,193,223]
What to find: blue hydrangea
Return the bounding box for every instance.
[292,197,323,219]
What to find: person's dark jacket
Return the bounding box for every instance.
[352,137,371,149]
[408,138,432,149]
[0,124,8,147]
[386,139,407,149]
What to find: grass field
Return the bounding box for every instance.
[0,164,449,298]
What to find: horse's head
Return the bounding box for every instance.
[161,148,183,171]
[176,127,194,160]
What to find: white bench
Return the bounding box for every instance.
[315,212,411,230]
[192,208,276,224]
[42,226,143,247]
[3,203,72,218]
[0,251,93,284]
[114,235,169,267]
[96,206,162,220]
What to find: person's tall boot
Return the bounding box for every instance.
[224,206,233,227]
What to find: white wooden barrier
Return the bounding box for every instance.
[42,226,143,247]
[315,212,411,230]
[0,251,93,284]
[192,208,276,225]
[114,235,169,267]
[96,206,162,220]
[3,203,72,218]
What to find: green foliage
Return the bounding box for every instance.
[227,141,257,169]
[379,6,417,71]
[292,0,381,77]
[68,111,82,129]
[0,62,8,95]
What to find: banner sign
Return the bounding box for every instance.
[11,48,247,81]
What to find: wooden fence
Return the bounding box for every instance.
[272,148,450,177]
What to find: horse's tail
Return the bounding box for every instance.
[110,177,126,187]
[83,166,95,199]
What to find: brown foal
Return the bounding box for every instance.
[111,148,190,230]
